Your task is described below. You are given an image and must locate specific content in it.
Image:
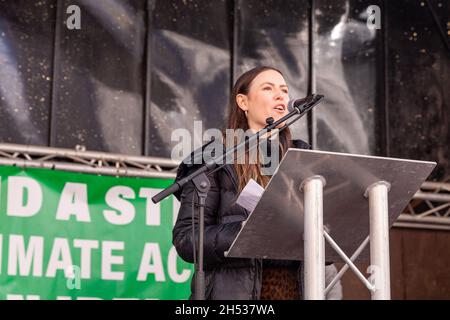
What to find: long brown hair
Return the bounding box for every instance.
[225,66,292,193]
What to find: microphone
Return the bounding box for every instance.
[288,94,324,113]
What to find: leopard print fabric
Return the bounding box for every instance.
[260,267,301,300]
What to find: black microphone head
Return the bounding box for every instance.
[288,95,314,111]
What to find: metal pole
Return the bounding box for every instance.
[365,181,391,300]
[195,195,206,300]
[0,142,179,167]
[0,158,176,179]
[192,173,210,300]
[301,175,326,300]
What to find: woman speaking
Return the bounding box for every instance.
[172,66,324,300]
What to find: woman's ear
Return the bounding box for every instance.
[236,94,248,112]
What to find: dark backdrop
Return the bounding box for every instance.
[0,0,448,180]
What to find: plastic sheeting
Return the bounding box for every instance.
[387,0,449,180]
[51,0,146,155]
[313,0,383,155]
[149,0,232,157]
[234,0,311,143]
[0,0,56,145]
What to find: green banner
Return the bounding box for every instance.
[0,165,193,300]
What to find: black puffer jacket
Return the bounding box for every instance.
[172,139,312,299]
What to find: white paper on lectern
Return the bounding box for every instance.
[235,178,264,212]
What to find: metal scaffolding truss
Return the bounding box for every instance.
[0,142,449,231]
[394,181,450,231]
[0,143,179,179]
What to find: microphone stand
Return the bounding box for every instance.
[152,94,324,300]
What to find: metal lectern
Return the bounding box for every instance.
[225,148,436,300]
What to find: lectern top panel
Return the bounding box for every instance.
[226,149,436,262]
